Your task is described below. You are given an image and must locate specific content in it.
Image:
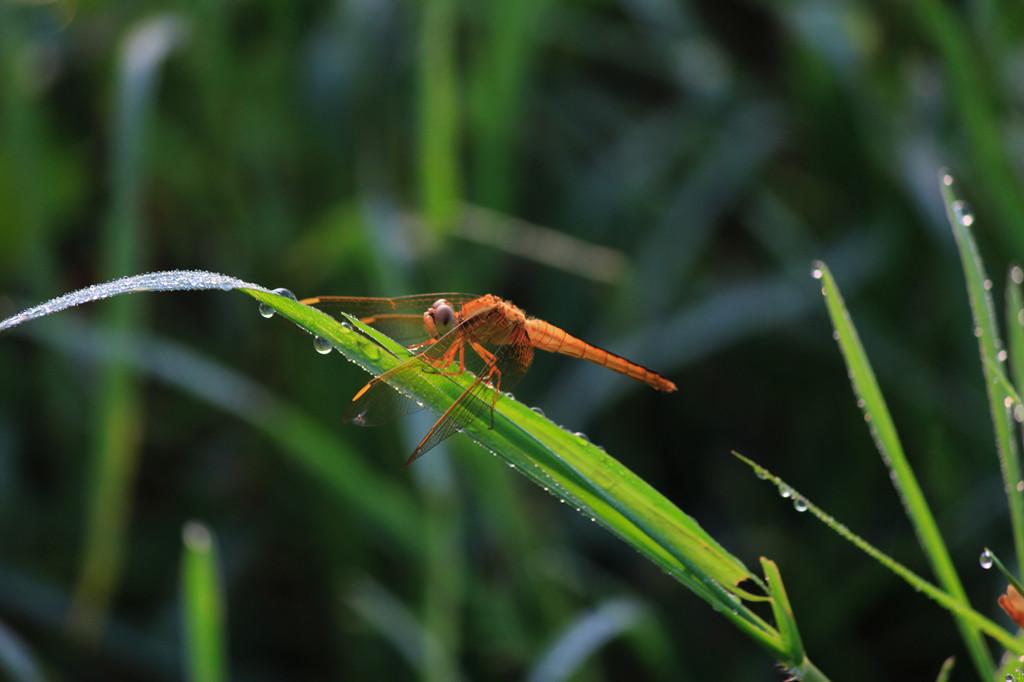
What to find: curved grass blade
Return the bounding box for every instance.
[811,260,994,677]
[525,597,646,682]
[246,289,805,663]
[1,272,808,666]
[0,619,43,682]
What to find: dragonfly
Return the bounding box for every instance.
[301,293,677,467]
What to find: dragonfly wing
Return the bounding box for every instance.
[341,322,470,426]
[302,294,481,347]
[403,315,535,466]
[342,375,424,426]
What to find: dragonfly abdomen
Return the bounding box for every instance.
[525,319,677,392]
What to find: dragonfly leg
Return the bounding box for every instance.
[468,339,502,429]
[420,342,468,377]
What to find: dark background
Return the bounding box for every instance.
[1,0,1022,679]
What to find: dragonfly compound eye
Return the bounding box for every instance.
[432,300,455,334]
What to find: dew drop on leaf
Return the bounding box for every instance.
[980,548,994,570]
[313,336,333,354]
[273,287,296,300]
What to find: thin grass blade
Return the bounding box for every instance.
[181,522,228,682]
[811,260,994,677]
[734,453,1021,655]
[941,171,1024,570]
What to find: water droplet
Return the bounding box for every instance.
[260,288,298,318]
[755,468,769,480]
[1006,674,1013,682]
[810,262,824,280]
[573,432,590,443]
[1005,396,1014,409]
[999,349,1009,362]
[182,521,212,550]
[1017,479,1024,492]
[273,287,297,300]
[313,336,333,354]
[1014,266,1024,285]
[980,548,994,569]
[530,406,546,417]
[778,484,793,499]
[984,279,994,291]
[831,331,840,341]
[974,326,983,338]
[793,497,808,512]
[952,199,975,227]
[940,170,953,186]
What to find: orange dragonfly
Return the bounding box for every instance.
[301,294,677,466]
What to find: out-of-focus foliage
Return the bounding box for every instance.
[0,0,1021,679]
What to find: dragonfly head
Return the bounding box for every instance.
[425,298,457,338]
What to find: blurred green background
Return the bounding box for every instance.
[1,0,1022,679]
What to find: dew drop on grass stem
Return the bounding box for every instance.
[313,336,333,354]
[258,287,297,318]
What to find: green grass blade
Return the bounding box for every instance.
[914,2,1024,254]
[525,598,646,682]
[68,15,186,642]
[245,289,797,661]
[811,260,995,678]
[941,171,1024,570]
[1005,266,1024,415]
[418,0,461,231]
[735,454,1022,656]
[935,656,955,682]
[1,273,808,665]
[0,619,43,682]
[181,522,228,682]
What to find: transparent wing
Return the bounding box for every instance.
[301,294,480,347]
[399,311,534,466]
